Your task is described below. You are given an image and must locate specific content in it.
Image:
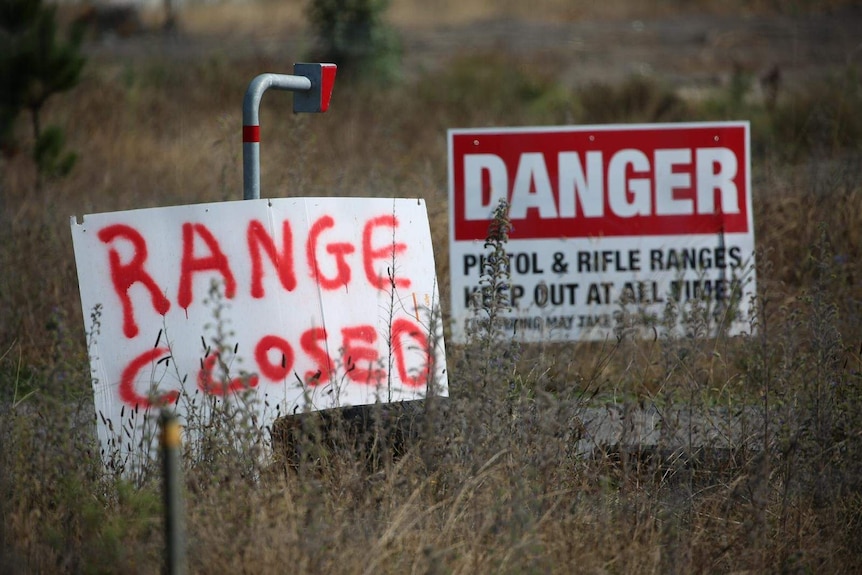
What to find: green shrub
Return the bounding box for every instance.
[414,52,574,126]
[305,0,401,82]
[0,0,84,188]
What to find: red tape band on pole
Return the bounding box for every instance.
[243,125,260,143]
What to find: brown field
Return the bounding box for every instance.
[3,0,862,573]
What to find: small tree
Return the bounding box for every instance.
[305,0,400,81]
[0,0,85,188]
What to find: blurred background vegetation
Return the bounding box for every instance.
[2,0,862,572]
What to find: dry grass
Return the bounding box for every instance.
[3,0,862,573]
[109,0,862,35]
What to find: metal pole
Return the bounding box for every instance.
[161,410,186,575]
[242,74,312,201]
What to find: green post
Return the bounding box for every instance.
[160,410,187,575]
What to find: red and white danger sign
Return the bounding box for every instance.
[448,122,756,342]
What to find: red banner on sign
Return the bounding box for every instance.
[450,123,750,241]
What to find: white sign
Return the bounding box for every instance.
[448,122,756,342]
[71,197,447,468]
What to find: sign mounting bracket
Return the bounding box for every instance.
[242,63,337,201]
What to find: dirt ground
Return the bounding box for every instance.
[80,2,862,101]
